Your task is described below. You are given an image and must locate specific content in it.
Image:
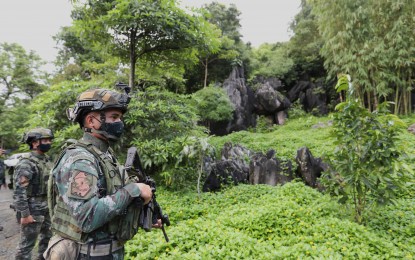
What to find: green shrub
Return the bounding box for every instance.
[125,183,414,259]
[191,85,234,123]
[125,86,208,187]
[323,76,412,224]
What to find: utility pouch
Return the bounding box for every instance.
[43,235,79,260]
[115,199,142,242]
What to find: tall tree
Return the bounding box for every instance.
[191,2,243,89]
[287,0,325,82]
[0,43,46,149]
[0,43,46,109]
[249,42,294,82]
[310,0,415,113]
[203,2,242,43]
[69,0,218,90]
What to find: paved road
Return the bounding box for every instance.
[0,186,20,260]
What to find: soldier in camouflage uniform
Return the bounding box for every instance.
[0,149,6,189]
[14,128,54,260]
[44,88,156,260]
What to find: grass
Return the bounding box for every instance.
[210,115,335,161]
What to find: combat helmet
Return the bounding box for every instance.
[67,86,130,126]
[22,128,54,145]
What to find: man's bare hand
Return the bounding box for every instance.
[152,219,162,229]
[135,183,152,204]
[20,215,35,225]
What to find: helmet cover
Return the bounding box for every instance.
[67,88,130,125]
[22,128,54,145]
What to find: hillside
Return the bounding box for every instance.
[124,114,415,259]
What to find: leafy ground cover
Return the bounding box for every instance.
[125,114,415,259]
[209,115,335,161]
[125,183,414,259]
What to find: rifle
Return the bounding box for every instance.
[124,146,170,242]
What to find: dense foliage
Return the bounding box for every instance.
[323,76,412,223]
[248,43,294,83]
[310,0,415,113]
[0,43,47,149]
[125,183,415,259]
[125,86,209,186]
[191,85,234,124]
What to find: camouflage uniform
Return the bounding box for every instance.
[49,133,142,259]
[0,158,5,188]
[14,151,53,260]
[46,88,143,259]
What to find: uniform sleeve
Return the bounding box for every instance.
[55,151,141,233]
[13,159,33,218]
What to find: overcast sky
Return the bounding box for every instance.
[0,0,301,69]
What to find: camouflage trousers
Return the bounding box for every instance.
[78,248,124,260]
[15,213,52,260]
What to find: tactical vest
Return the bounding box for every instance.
[49,140,140,243]
[20,153,52,197]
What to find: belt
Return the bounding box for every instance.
[79,240,124,257]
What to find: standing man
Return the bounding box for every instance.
[0,148,6,189]
[44,88,156,259]
[0,148,5,232]
[14,128,54,260]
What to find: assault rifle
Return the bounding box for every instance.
[124,147,170,242]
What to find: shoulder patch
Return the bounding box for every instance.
[68,171,96,199]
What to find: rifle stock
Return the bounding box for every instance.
[125,147,170,242]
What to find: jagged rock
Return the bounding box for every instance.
[202,160,249,192]
[253,82,291,125]
[407,123,415,135]
[288,80,329,115]
[203,143,252,192]
[276,111,287,125]
[221,142,252,162]
[210,67,256,136]
[249,150,294,186]
[295,147,328,188]
[251,76,284,91]
[254,83,291,113]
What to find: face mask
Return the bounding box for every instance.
[100,121,125,141]
[38,143,51,153]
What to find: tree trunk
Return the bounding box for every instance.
[203,57,208,88]
[129,29,137,90]
[367,91,371,112]
[403,89,408,115]
[394,86,399,115]
[373,92,378,111]
[409,75,413,114]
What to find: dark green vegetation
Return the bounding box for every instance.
[0,0,414,258]
[126,183,415,259]
[124,112,415,258]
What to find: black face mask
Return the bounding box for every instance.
[38,143,51,153]
[100,121,124,141]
